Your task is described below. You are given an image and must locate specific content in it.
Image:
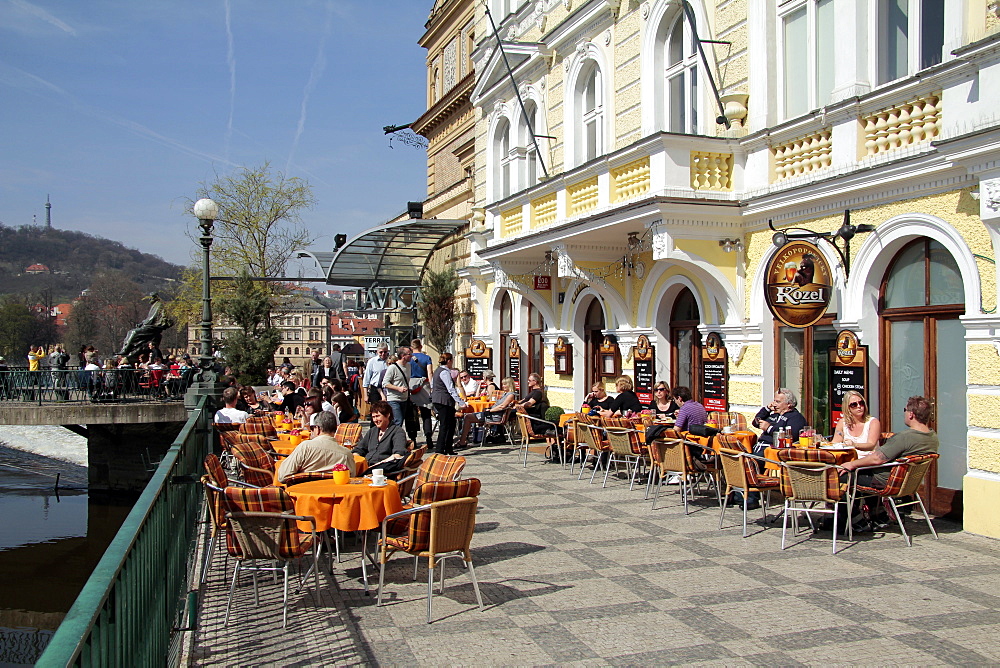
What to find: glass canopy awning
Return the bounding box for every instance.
[300,219,467,288]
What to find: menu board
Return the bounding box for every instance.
[633,335,655,404]
[464,339,492,381]
[700,332,728,412]
[829,330,868,426]
[508,340,522,392]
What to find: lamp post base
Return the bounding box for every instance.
[185,380,224,411]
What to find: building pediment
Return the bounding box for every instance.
[472,40,547,104]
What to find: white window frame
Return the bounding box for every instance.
[778,0,835,121]
[576,63,604,165]
[491,115,515,202]
[663,13,700,134]
[871,0,945,87]
[519,99,539,189]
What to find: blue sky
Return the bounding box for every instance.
[0,0,431,269]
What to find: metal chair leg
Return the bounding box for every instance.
[426,563,435,623]
[467,555,485,611]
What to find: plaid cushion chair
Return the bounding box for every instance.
[221,485,320,627]
[849,453,939,545]
[774,447,837,497]
[708,411,748,431]
[717,448,780,537]
[229,440,277,488]
[602,416,645,455]
[334,422,362,445]
[714,433,751,453]
[377,479,484,623]
[384,477,482,544]
[241,416,278,440]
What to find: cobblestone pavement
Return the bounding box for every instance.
[189,443,1000,666]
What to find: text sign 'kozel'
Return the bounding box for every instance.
[764,240,833,328]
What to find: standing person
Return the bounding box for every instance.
[362,345,389,404]
[382,346,413,427]
[328,344,348,382]
[308,350,322,388]
[27,346,43,395]
[431,352,466,455]
[51,346,70,400]
[672,386,707,432]
[407,339,435,449]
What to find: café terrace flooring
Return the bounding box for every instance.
[187,442,1000,666]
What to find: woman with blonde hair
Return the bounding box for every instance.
[455,377,517,448]
[831,390,881,452]
[599,375,642,418]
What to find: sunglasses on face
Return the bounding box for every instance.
[849,400,865,409]
[655,387,667,392]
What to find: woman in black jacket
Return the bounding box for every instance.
[351,401,408,476]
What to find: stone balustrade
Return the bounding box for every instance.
[772,129,832,181]
[862,93,942,156]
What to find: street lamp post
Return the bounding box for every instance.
[185,197,223,408]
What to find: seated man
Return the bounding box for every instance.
[352,401,409,476]
[840,395,939,488]
[214,387,249,424]
[277,411,357,482]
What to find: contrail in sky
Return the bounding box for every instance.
[286,1,334,175]
[223,0,236,162]
[0,61,237,168]
[10,0,76,35]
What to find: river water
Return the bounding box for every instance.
[0,426,135,665]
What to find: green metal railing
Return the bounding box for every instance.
[37,396,212,667]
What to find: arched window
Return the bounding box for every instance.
[670,288,701,394]
[664,15,698,134]
[879,238,964,512]
[519,100,539,188]
[576,63,604,164]
[584,298,605,387]
[494,118,513,199]
[294,347,299,355]
[499,292,513,384]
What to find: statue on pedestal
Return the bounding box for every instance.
[118,293,173,362]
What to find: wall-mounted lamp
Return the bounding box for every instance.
[719,238,744,253]
[627,231,640,251]
[769,210,875,276]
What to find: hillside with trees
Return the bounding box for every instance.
[0,223,184,303]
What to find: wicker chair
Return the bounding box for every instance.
[715,432,753,453]
[377,479,484,623]
[717,448,781,537]
[648,437,697,513]
[602,423,647,490]
[514,408,561,467]
[200,453,259,584]
[221,486,321,628]
[395,445,428,498]
[708,411,748,431]
[566,414,595,475]
[847,453,939,545]
[779,459,843,554]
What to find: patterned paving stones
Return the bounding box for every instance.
[186,442,1000,666]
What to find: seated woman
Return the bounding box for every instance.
[351,401,408,476]
[646,381,679,417]
[241,385,269,414]
[330,391,357,424]
[582,382,614,414]
[831,390,881,452]
[455,377,517,447]
[297,395,324,433]
[481,370,500,394]
[599,376,643,418]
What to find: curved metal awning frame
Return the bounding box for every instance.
[322,219,467,287]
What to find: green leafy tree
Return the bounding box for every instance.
[216,272,281,385]
[419,268,461,353]
[0,298,35,360]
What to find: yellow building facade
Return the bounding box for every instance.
[451,0,1000,536]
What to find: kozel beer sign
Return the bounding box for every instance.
[765,240,833,328]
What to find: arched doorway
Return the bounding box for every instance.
[499,292,513,381]
[584,299,605,387]
[670,287,701,396]
[879,237,966,517]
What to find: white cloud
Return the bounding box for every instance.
[5,0,77,35]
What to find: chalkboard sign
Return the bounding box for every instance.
[633,335,655,404]
[464,339,492,381]
[829,330,868,426]
[508,339,522,392]
[700,332,728,412]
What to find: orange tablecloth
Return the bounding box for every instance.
[286,478,403,533]
[762,446,857,471]
[559,412,583,428]
[466,399,493,413]
[711,430,758,452]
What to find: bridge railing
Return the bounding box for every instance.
[36,396,212,667]
[0,368,195,405]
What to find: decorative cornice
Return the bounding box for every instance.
[412,72,475,137]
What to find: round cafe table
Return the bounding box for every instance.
[285,478,403,533]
